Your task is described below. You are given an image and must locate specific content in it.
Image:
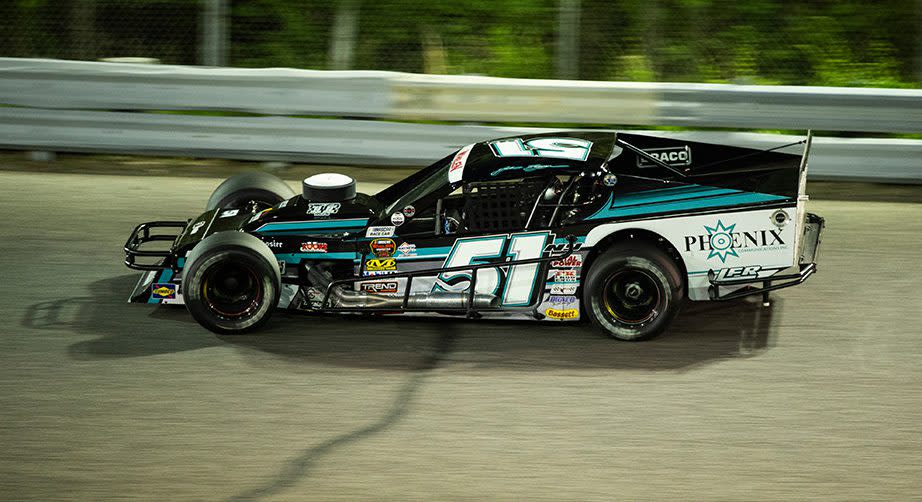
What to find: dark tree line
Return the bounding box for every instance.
[2,0,919,87]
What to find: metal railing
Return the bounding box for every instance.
[1,58,921,183]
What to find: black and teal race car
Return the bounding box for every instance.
[125,131,823,340]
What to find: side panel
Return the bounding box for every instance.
[584,206,798,300]
[353,232,587,321]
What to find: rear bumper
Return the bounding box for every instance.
[708,212,824,301]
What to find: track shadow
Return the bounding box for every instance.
[24,273,778,370]
[225,295,778,373]
[21,274,220,359]
[226,300,775,500]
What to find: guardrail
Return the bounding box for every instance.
[0,58,920,183]
[3,58,922,132]
[3,107,920,183]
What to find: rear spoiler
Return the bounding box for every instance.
[798,130,813,196]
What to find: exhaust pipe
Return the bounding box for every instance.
[305,263,498,310]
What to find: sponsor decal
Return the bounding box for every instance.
[402,205,416,218]
[544,241,583,255]
[151,283,177,299]
[771,209,789,228]
[248,208,272,224]
[545,307,579,320]
[550,254,582,268]
[548,295,578,306]
[306,287,325,309]
[553,269,578,283]
[684,220,787,263]
[550,284,577,295]
[190,221,205,235]
[361,281,399,295]
[390,212,405,226]
[713,265,763,281]
[365,258,396,272]
[370,238,396,257]
[490,163,568,177]
[366,226,395,238]
[278,261,286,274]
[602,173,618,186]
[219,209,239,218]
[448,143,475,184]
[264,239,283,249]
[306,202,341,217]
[636,145,692,168]
[396,242,417,257]
[278,199,289,209]
[363,270,396,276]
[300,241,328,253]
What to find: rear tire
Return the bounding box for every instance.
[582,243,684,341]
[206,171,296,210]
[183,232,281,334]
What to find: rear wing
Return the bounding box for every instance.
[794,130,813,264]
[798,130,813,197]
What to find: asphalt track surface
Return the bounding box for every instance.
[1,170,921,501]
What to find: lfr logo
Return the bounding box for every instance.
[713,265,762,281]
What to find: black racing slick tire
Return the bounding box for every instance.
[583,243,684,341]
[182,232,281,335]
[205,171,297,210]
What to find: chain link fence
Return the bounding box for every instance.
[2,0,920,87]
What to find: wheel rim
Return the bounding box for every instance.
[201,261,264,320]
[601,268,661,325]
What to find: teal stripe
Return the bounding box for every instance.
[553,236,587,245]
[256,218,368,233]
[616,184,719,200]
[615,187,741,206]
[588,192,787,219]
[275,252,357,263]
[408,246,452,256]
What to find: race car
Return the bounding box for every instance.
[125,131,824,340]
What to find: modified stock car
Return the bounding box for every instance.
[125,131,824,340]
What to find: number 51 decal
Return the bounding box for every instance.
[432,231,550,306]
[489,137,593,161]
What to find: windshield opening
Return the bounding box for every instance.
[384,159,452,215]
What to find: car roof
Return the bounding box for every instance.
[459,131,616,183]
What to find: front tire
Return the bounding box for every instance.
[583,243,684,341]
[183,232,281,334]
[206,171,296,210]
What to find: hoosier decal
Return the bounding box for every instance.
[151,283,177,299]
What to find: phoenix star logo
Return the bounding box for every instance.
[705,220,739,262]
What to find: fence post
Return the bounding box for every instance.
[329,0,359,70]
[71,0,95,60]
[200,0,229,66]
[917,0,922,84]
[556,0,580,79]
